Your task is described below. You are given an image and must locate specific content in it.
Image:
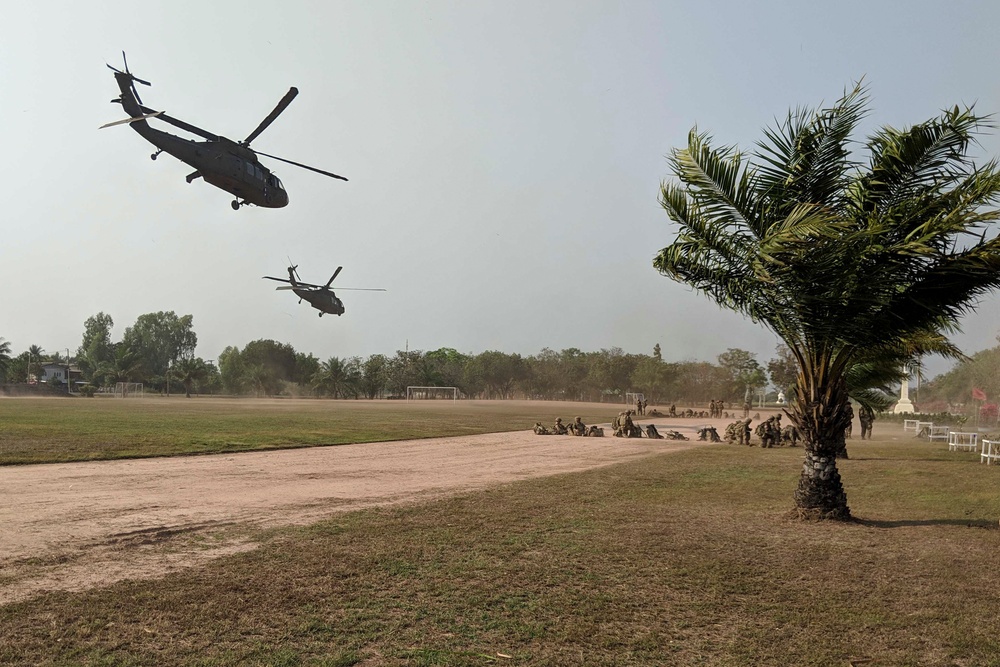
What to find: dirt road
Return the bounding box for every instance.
[0,427,711,604]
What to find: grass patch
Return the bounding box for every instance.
[2,435,999,665]
[0,398,623,465]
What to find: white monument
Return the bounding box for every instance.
[777,390,785,405]
[893,365,915,414]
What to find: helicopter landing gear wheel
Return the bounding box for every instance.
[150,150,161,160]
[318,312,324,317]
[231,200,240,211]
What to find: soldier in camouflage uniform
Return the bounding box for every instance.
[570,416,587,436]
[781,424,801,446]
[533,422,551,435]
[586,425,605,437]
[645,423,664,439]
[697,426,721,442]
[553,418,569,435]
[858,405,875,440]
[724,420,741,443]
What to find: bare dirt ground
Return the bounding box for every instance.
[0,419,727,605]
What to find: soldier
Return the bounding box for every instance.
[616,410,641,438]
[859,405,875,440]
[743,401,751,419]
[845,404,855,439]
[645,423,664,439]
[586,425,605,437]
[698,426,721,442]
[741,419,752,446]
[724,420,740,443]
[636,398,643,415]
[533,422,551,435]
[718,400,725,417]
[709,399,717,418]
[570,416,587,436]
[669,404,676,417]
[553,418,569,435]
[781,424,801,446]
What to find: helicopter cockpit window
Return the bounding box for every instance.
[246,163,254,176]
[275,178,284,190]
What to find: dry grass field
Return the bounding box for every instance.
[1,399,999,666]
[0,396,626,465]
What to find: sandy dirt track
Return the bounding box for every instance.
[0,425,714,605]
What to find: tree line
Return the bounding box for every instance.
[0,315,797,403]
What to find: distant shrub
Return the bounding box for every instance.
[78,385,97,398]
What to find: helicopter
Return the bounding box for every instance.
[101,53,347,210]
[263,264,385,317]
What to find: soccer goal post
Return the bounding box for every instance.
[625,392,645,406]
[406,386,458,401]
[115,382,144,398]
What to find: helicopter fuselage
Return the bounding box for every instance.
[113,72,289,208]
[294,288,345,316]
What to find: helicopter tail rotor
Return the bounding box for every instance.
[106,51,151,104]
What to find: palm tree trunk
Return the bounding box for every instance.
[790,357,852,520]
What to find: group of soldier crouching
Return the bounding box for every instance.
[531,409,688,440]
[534,417,604,437]
[723,414,801,447]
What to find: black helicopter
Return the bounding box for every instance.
[101,53,347,210]
[263,265,385,317]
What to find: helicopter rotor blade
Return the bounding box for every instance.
[243,87,298,147]
[138,105,220,141]
[325,266,343,288]
[99,110,163,129]
[334,287,387,292]
[254,150,348,181]
[121,51,151,86]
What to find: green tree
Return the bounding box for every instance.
[359,354,389,399]
[218,346,246,394]
[313,357,358,398]
[767,345,798,399]
[655,85,1000,519]
[0,338,12,381]
[78,313,114,364]
[241,339,297,391]
[294,352,321,388]
[717,348,766,402]
[171,357,212,398]
[121,312,197,381]
[105,344,144,396]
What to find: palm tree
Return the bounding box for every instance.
[312,357,356,398]
[655,85,1000,519]
[25,344,44,383]
[105,345,144,396]
[0,338,11,380]
[171,357,209,398]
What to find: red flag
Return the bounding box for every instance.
[972,387,987,401]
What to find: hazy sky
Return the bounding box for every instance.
[3,1,999,377]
